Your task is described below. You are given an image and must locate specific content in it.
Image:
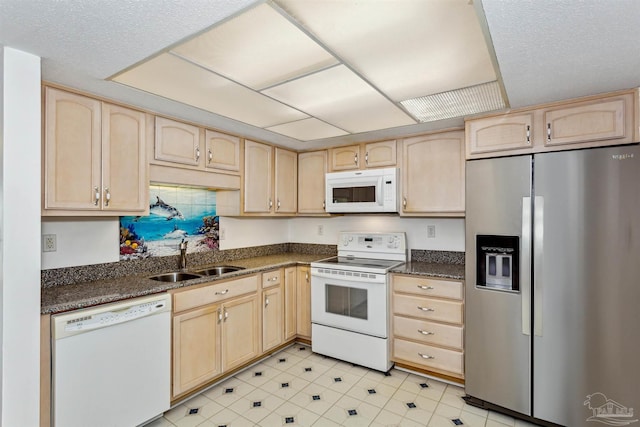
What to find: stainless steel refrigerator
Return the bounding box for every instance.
[465,145,640,426]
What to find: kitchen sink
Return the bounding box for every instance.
[148,272,203,282]
[192,266,245,276]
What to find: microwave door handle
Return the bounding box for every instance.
[376,177,383,205]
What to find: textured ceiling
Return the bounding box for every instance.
[2,0,640,150]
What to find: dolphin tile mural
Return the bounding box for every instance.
[119,185,219,260]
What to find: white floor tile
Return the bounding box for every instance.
[310,417,342,427]
[289,383,343,416]
[460,410,489,427]
[488,410,516,426]
[199,408,256,427]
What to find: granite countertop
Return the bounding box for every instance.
[390,261,465,280]
[41,253,331,315]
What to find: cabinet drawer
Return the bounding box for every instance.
[173,275,258,312]
[393,338,463,375]
[393,294,463,324]
[393,275,463,300]
[262,269,282,288]
[393,316,463,350]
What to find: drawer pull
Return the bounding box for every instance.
[267,276,278,282]
[215,289,229,295]
[418,329,434,335]
[417,285,434,290]
[418,353,435,360]
[417,306,434,312]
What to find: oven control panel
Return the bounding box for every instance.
[338,232,406,260]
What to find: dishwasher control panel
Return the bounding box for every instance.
[53,294,171,338]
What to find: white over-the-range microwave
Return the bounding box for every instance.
[325,167,399,213]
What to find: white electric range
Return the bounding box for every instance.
[310,231,407,372]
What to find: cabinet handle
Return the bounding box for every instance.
[417,285,434,290]
[526,125,531,144]
[93,186,100,206]
[417,306,434,312]
[265,296,270,307]
[547,123,551,142]
[403,197,407,208]
[104,188,111,207]
[214,289,229,295]
[195,146,201,162]
[269,198,273,210]
[305,272,309,281]
[365,151,369,165]
[277,199,281,210]
[224,308,228,321]
[354,152,358,165]
[418,353,435,360]
[218,308,222,323]
[267,276,278,282]
[322,200,326,209]
[418,329,434,335]
[208,149,213,164]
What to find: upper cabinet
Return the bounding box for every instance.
[297,150,328,215]
[401,130,465,217]
[329,140,397,171]
[205,130,241,172]
[466,90,636,159]
[242,140,297,215]
[43,87,148,216]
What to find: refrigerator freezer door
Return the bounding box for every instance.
[465,155,533,415]
[533,146,640,426]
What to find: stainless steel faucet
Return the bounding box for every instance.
[179,239,188,270]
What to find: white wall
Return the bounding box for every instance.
[42,218,120,269]
[1,47,41,427]
[219,217,289,250]
[289,216,465,252]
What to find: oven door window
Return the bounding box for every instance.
[325,284,367,320]
[332,186,376,203]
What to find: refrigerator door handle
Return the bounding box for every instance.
[521,197,532,336]
[534,196,544,336]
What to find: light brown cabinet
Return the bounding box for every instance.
[243,140,297,215]
[261,269,284,353]
[329,140,397,171]
[284,266,297,341]
[297,150,328,214]
[43,87,148,215]
[154,117,241,173]
[391,274,465,379]
[171,275,259,398]
[465,90,636,159]
[400,131,465,216]
[296,265,312,340]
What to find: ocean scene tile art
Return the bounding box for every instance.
[119,185,219,260]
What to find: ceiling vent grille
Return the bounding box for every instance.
[400,80,505,122]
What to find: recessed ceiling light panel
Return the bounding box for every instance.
[400,81,505,122]
[266,118,348,141]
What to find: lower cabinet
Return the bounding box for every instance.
[171,275,259,398]
[284,266,297,341]
[296,266,311,339]
[262,270,284,353]
[391,274,465,380]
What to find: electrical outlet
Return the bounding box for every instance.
[317,225,324,236]
[43,234,57,252]
[219,227,226,240]
[427,225,436,239]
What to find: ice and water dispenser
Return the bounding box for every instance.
[476,235,520,292]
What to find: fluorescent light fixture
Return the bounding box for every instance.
[401,81,505,122]
[266,118,348,141]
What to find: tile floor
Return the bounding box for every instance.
[146,344,541,427]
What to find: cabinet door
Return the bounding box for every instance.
[544,96,630,146]
[172,305,221,397]
[466,113,534,156]
[262,286,283,352]
[101,103,148,212]
[244,140,273,213]
[401,131,465,215]
[364,140,396,168]
[284,267,297,341]
[297,150,327,214]
[296,266,311,339]
[44,87,101,210]
[330,145,360,171]
[222,294,259,371]
[155,117,201,166]
[204,129,240,173]
[274,148,297,214]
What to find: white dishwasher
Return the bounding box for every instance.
[52,293,171,427]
